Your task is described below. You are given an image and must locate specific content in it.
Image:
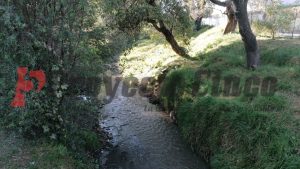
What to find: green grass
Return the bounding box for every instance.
[0,98,102,169]
[158,30,300,168]
[0,130,78,169]
[0,129,99,169]
[161,67,300,169]
[176,96,299,169]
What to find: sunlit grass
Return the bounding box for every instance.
[119,40,180,77]
[119,26,232,77]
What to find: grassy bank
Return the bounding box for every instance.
[161,68,300,168]
[160,37,300,168]
[120,26,300,168]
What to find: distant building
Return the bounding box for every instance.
[249,11,266,22]
[287,6,300,34]
[202,3,300,35]
[202,5,227,26]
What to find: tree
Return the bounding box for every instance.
[100,0,194,59]
[184,0,209,31]
[223,0,238,34]
[0,0,104,139]
[250,0,293,39]
[291,7,299,38]
[210,0,260,69]
[290,0,300,38]
[249,0,269,11]
[264,1,293,39]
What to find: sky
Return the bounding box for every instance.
[282,0,298,4]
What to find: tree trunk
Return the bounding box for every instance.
[146,19,194,59]
[272,30,275,40]
[210,0,260,69]
[158,21,190,57]
[233,0,260,69]
[224,1,238,34]
[147,0,192,59]
[292,10,298,39]
[195,17,203,31]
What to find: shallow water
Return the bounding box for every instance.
[100,83,208,169]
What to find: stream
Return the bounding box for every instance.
[99,80,208,169]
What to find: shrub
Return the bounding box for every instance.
[61,98,102,154]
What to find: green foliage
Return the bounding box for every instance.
[251,95,287,111]
[28,143,96,169]
[175,96,299,169]
[160,68,195,111]
[0,0,105,136]
[0,0,108,167]
[200,39,245,71]
[196,38,300,94]
[100,0,193,42]
[252,1,293,39]
[261,47,300,66]
[160,37,300,168]
[30,144,72,169]
[61,98,102,154]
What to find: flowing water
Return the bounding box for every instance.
[100,81,208,169]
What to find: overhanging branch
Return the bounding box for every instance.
[210,0,227,7]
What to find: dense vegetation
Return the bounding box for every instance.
[0,0,121,167]
[1,0,299,168]
[116,20,300,167]
[159,34,300,168]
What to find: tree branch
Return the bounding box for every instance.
[210,0,227,7]
[146,19,161,31]
[145,0,195,59]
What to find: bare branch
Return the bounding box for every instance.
[210,0,227,7]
